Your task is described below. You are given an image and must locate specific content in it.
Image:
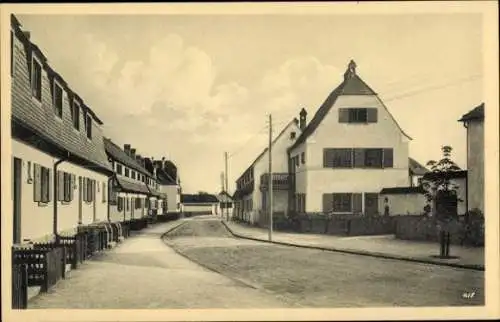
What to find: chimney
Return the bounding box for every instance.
[124,144,131,156]
[130,148,136,159]
[162,157,166,168]
[135,154,142,164]
[299,108,307,130]
[344,59,357,81]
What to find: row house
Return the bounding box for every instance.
[233,118,301,224]
[10,15,114,244]
[459,103,485,213]
[143,157,167,216]
[104,140,157,222]
[155,157,182,214]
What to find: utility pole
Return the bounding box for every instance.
[224,151,229,221]
[268,114,273,241]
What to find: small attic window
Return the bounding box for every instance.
[290,132,296,139]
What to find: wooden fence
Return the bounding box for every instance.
[12,263,28,309]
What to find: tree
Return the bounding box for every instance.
[421,145,462,258]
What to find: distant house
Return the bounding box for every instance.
[287,60,413,216]
[459,103,485,213]
[181,194,219,215]
[143,157,167,217]
[103,140,154,223]
[233,118,301,224]
[155,157,182,214]
[409,157,429,187]
[216,191,234,218]
[10,15,115,245]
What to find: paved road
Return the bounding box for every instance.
[28,216,484,308]
[165,217,485,308]
[28,219,294,309]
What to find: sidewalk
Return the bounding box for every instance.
[27,219,293,309]
[223,221,484,271]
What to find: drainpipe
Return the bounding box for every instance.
[54,152,70,243]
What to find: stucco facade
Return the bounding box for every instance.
[466,120,484,213]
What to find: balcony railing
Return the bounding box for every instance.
[260,173,291,191]
[237,178,254,196]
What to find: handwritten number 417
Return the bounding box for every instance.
[462,291,476,299]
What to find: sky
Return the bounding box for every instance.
[16,13,483,194]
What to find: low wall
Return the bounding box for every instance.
[394,215,484,247]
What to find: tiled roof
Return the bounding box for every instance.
[115,176,150,194]
[423,170,467,181]
[380,186,425,194]
[181,194,219,204]
[156,167,176,185]
[10,15,112,174]
[104,138,153,176]
[458,103,484,122]
[236,118,299,182]
[409,158,429,176]
[288,60,412,152]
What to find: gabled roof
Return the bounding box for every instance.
[236,118,299,182]
[156,167,177,185]
[288,60,411,152]
[458,103,484,122]
[409,158,429,176]
[104,138,153,176]
[217,191,234,202]
[114,176,150,194]
[181,194,219,204]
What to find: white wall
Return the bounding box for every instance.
[182,203,216,214]
[159,184,180,213]
[379,193,427,216]
[467,121,484,213]
[298,94,410,212]
[12,139,109,243]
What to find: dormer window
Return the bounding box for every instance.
[72,100,80,130]
[85,112,92,139]
[53,81,63,118]
[31,56,42,102]
[290,132,296,139]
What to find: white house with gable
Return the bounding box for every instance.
[287,60,413,215]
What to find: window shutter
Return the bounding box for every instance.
[34,164,41,202]
[83,178,88,202]
[102,182,106,202]
[323,149,332,168]
[322,193,334,213]
[338,108,349,123]
[47,168,52,202]
[57,171,64,201]
[353,149,365,168]
[383,148,394,168]
[70,174,75,201]
[352,193,363,213]
[367,108,378,123]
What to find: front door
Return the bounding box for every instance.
[13,157,22,244]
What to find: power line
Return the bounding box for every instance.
[227,125,268,159]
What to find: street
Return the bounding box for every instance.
[29,216,484,309]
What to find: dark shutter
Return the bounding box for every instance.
[352,193,363,213]
[322,193,334,213]
[83,178,87,202]
[33,164,41,202]
[338,108,349,123]
[353,148,365,168]
[323,149,331,168]
[57,171,64,201]
[367,108,378,123]
[383,148,394,168]
[70,174,75,201]
[46,168,52,202]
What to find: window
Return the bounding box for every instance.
[290,132,296,139]
[31,57,42,101]
[135,198,141,209]
[126,198,129,211]
[301,152,305,164]
[364,148,383,168]
[131,171,136,180]
[34,164,51,203]
[125,168,130,177]
[324,148,352,168]
[85,112,92,139]
[57,171,74,202]
[53,81,63,118]
[72,100,80,130]
[83,178,95,202]
[333,193,352,212]
[117,197,123,211]
[339,108,378,123]
[116,164,123,175]
[142,175,145,182]
[102,182,106,203]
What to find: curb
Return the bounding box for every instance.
[221,221,484,272]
